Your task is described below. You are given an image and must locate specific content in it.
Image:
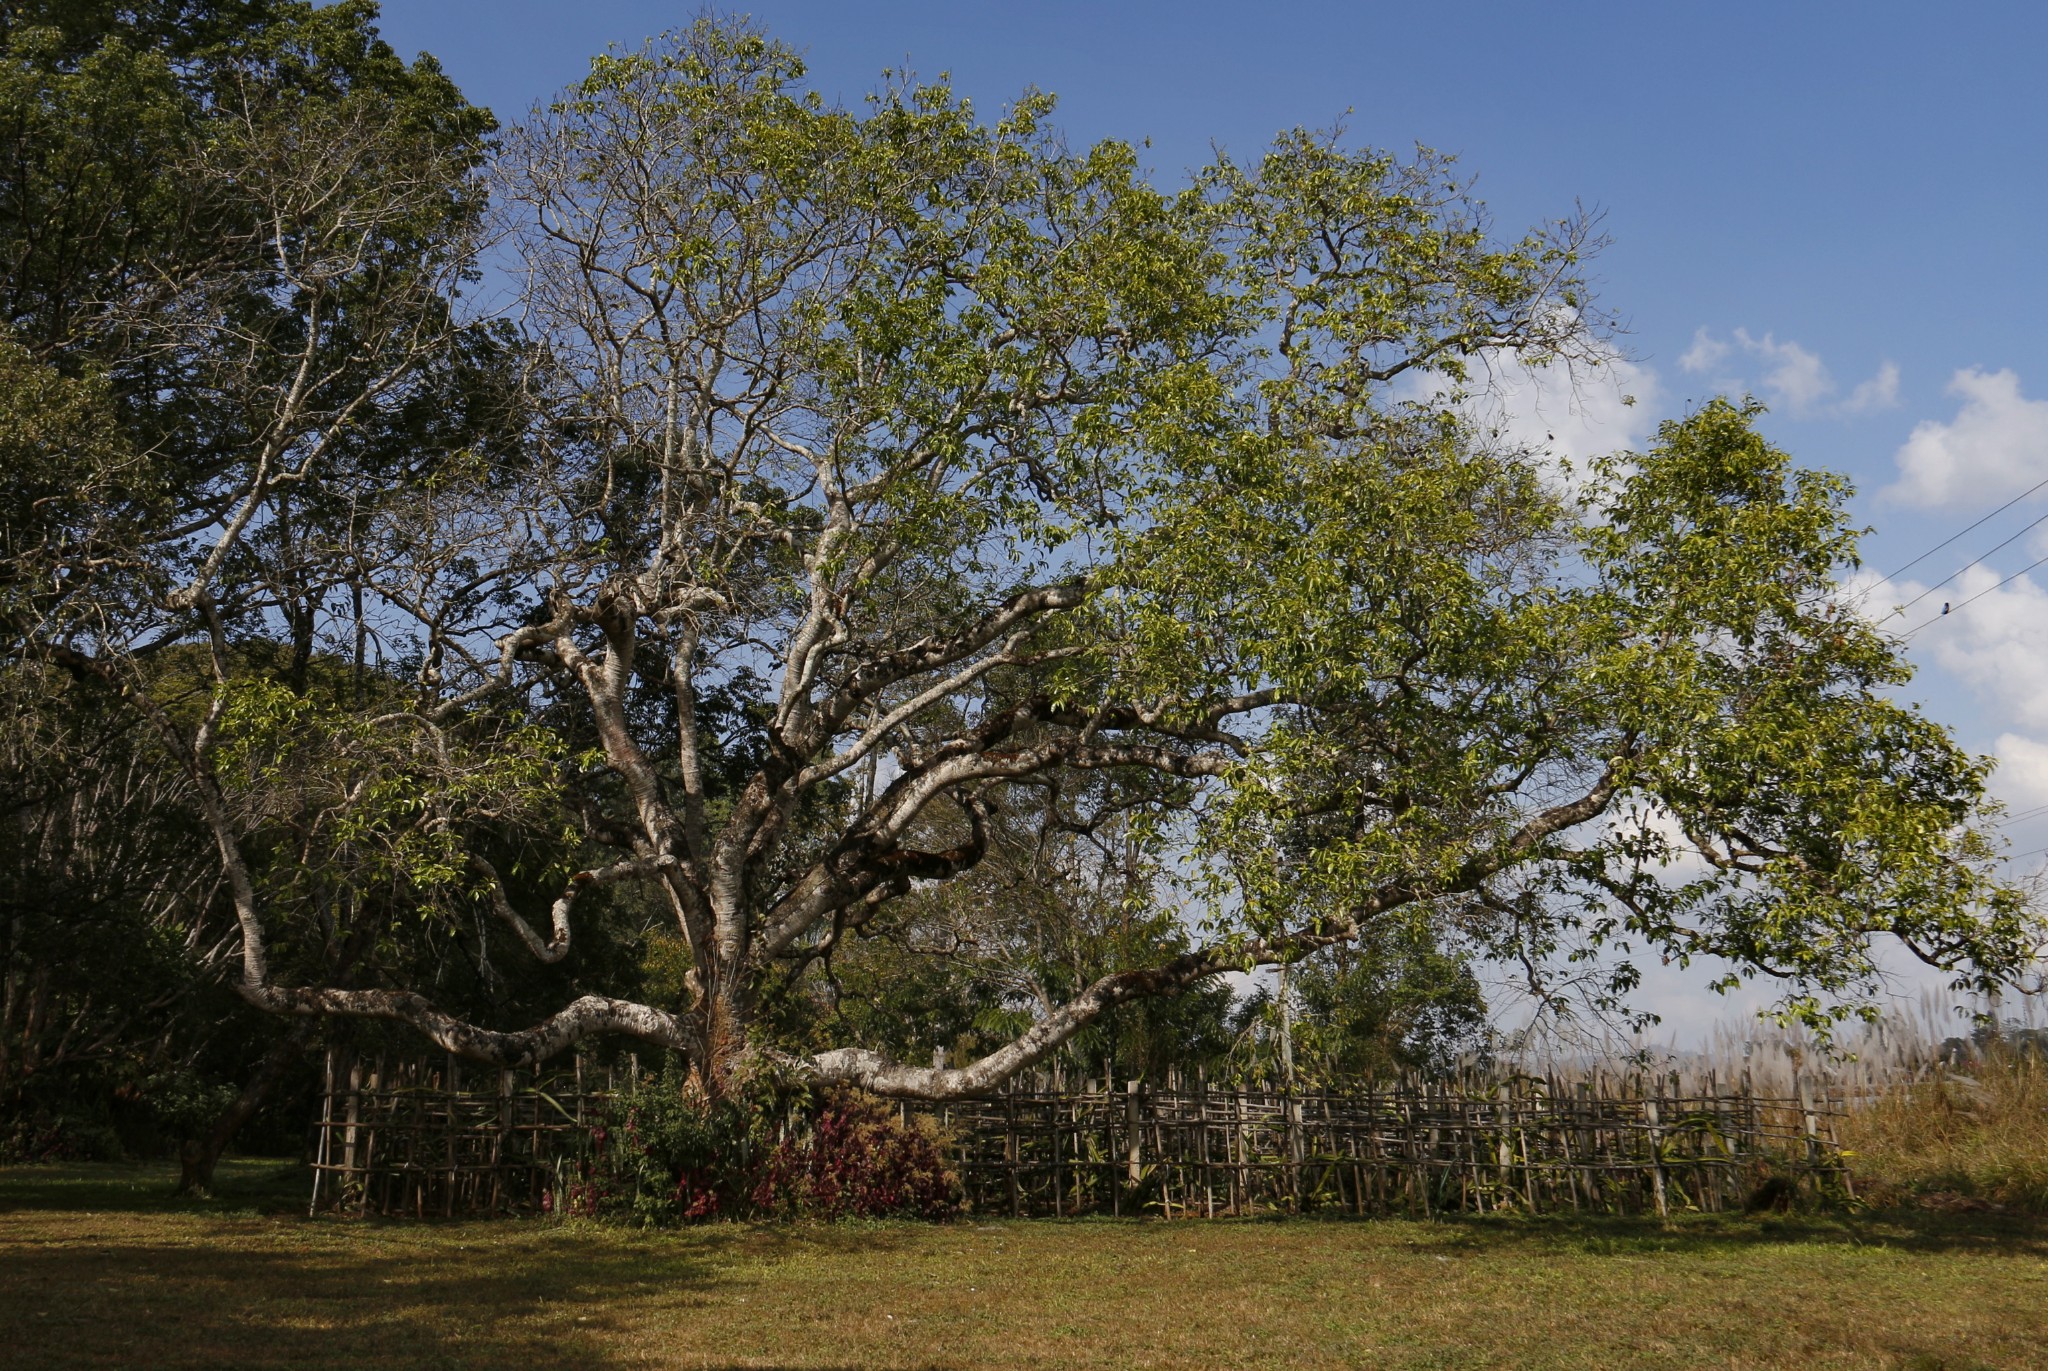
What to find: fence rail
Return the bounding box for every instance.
[307,1052,1849,1220]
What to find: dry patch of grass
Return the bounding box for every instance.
[4,1160,2046,1370]
[1842,1047,2048,1212]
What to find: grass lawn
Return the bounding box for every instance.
[3,1160,2044,1370]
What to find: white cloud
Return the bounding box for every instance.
[1389,336,1661,498]
[1844,360,1902,414]
[1989,736,2048,870]
[1908,564,2048,730]
[1859,565,2048,821]
[1678,326,1729,375]
[1883,367,2048,509]
[1739,330,1832,415]
[1603,796,1713,881]
[1841,565,1905,631]
[1680,327,1899,420]
[1990,733,2048,811]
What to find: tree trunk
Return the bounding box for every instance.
[176,1020,315,1196]
[692,975,754,1098]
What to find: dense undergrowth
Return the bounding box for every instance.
[556,1069,961,1224]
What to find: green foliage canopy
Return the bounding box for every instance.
[2,14,2037,1101]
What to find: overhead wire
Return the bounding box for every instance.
[1864,439,2048,861]
[1876,472,2048,584]
[1994,801,2048,829]
[1903,548,2048,638]
[1877,507,2048,623]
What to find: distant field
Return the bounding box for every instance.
[3,1161,2044,1370]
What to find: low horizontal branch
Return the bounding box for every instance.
[239,983,691,1067]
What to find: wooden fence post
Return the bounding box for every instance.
[1286,1090,1305,1214]
[1822,1084,1855,1203]
[1645,1095,1669,1220]
[340,1052,363,1214]
[308,1045,335,1217]
[491,1068,512,1213]
[1125,1079,1143,1213]
[444,1051,459,1219]
[1006,1088,1021,1218]
[1797,1075,1823,1201]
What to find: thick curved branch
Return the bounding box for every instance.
[799,757,1631,1099]
[239,983,690,1066]
[757,793,994,961]
[472,852,679,964]
[798,947,1218,1098]
[799,581,1091,751]
[794,632,1039,790]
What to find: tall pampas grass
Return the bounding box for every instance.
[1497,992,2047,1211]
[1838,1042,2047,1210]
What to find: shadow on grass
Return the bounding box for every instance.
[944,1195,2048,1261]
[9,1239,635,1370]
[2,1220,942,1369]
[0,1157,309,1216]
[1,1161,966,1370]
[7,1162,2042,1369]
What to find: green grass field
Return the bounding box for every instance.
[3,1160,2044,1370]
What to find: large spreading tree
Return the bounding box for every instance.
[11,15,2040,1100]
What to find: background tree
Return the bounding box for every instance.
[0,657,232,1158]
[1228,929,1491,1085]
[0,0,527,1171]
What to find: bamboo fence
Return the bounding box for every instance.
[925,1066,1847,1218]
[306,1049,613,1219]
[306,1052,1849,1220]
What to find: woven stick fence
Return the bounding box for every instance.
[306,1050,612,1220]
[929,1069,1846,1219]
[307,1053,1848,1220]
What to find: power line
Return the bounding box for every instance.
[1878,508,2048,623]
[1996,801,2048,829]
[1903,548,2048,638]
[1878,472,2048,584]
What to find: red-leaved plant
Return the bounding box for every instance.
[750,1091,961,1220]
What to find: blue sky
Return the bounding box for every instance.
[368,2,2048,1036]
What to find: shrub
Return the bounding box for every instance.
[560,1067,763,1224]
[0,1112,123,1163]
[559,1069,960,1224]
[751,1091,961,1220]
